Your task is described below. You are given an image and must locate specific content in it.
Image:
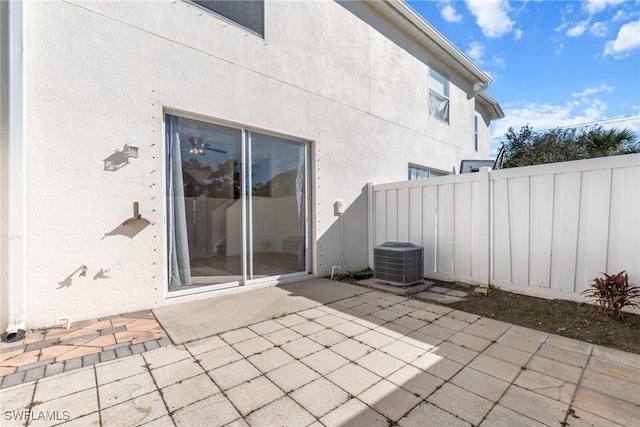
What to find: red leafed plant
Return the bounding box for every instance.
[581,271,640,320]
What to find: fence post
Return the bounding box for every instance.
[367,182,374,269]
[477,167,491,286]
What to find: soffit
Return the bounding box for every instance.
[367,0,491,87]
[477,91,505,121]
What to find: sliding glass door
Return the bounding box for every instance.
[166,114,308,292]
[246,131,307,280]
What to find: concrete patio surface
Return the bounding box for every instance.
[1,279,639,426]
[154,278,370,343]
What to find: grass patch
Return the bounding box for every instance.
[326,268,373,284]
[271,312,292,320]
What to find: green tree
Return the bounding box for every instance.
[503,125,638,168]
[581,127,638,157]
[182,158,241,199]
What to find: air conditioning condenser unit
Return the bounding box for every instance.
[373,242,424,286]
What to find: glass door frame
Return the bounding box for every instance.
[243,130,310,287]
[166,112,311,298]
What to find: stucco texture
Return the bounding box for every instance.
[21,0,495,328]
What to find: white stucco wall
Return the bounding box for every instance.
[475,98,494,156]
[21,0,497,328]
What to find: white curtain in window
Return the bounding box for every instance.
[168,116,192,286]
[429,90,450,123]
[295,144,306,266]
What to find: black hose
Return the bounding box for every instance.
[1,329,26,343]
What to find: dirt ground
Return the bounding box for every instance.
[441,282,640,355]
[333,271,640,355]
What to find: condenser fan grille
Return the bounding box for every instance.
[373,242,424,286]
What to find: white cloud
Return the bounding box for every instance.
[554,22,568,33]
[491,88,617,137]
[492,55,506,68]
[491,100,603,139]
[438,1,463,23]
[604,19,640,57]
[584,0,626,15]
[491,90,640,145]
[571,84,614,98]
[554,4,574,33]
[465,42,507,72]
[582,99,609,119]
[465,0,515,38]
[513,28,523,40]
[612,10,629,22]
[589,22,609,37]
[567,20,589,37]
[466,41,485,62]
[485,70,499,82]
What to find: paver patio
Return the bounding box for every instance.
[1,280,639,426]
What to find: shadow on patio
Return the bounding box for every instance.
[149,278,638,426]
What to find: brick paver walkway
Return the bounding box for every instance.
[0,310,170,388]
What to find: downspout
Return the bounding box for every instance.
[473,81,489,96]
[2,0,26,343]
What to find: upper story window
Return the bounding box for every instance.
[474,115,479,151]
[429,68,450,124]
[192,0,265,37]
[408,164,446,180]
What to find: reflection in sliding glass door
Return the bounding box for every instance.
[167,114,308,292]
[246,131,307,281]
[167,115,243,289]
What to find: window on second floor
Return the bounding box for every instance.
[192,0,265,37]
[474,115,479,152]
[429,68,449,123]
[408,164,447,180]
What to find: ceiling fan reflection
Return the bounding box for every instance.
[186,137,227,155]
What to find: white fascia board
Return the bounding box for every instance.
[380,0,492,88]
[477,91,505,121]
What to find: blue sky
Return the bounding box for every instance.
[406,0,640,155]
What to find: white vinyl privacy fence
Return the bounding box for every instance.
[369,154,640,301]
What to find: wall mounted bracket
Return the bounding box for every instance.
[122,202,143,226]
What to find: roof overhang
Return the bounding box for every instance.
[367,0,495,92]
[477,91,505,121]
